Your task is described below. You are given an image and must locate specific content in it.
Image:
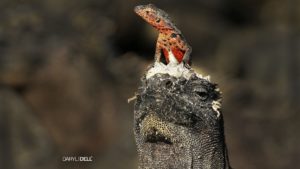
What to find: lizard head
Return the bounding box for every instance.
[134,4,174,30]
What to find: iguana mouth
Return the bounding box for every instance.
[140,113,174,145]
[144,127,172,145]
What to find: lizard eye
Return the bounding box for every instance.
[156,18,161,23]
[170,33,177,38]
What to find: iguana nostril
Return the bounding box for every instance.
[165,80,173,88]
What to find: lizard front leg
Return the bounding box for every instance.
[154,41,162,63]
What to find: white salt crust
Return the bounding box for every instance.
[146,62,210,81]
[212,100,221,117]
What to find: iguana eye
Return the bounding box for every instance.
[194,88,208,101]
[156,18,161,23]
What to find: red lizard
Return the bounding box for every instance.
[134,4,192,65]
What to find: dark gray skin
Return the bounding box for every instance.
[134,73,231,169]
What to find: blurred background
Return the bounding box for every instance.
[0,0,299,169]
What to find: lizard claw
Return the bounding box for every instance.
[183,61,192,69]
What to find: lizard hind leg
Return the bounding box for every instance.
[154,42,162,62]
[183,47,192,66]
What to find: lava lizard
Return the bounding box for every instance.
[134,4,192,65]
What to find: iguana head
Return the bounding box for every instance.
[133,64,230,169]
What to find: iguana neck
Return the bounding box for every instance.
[135,113,231,169]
